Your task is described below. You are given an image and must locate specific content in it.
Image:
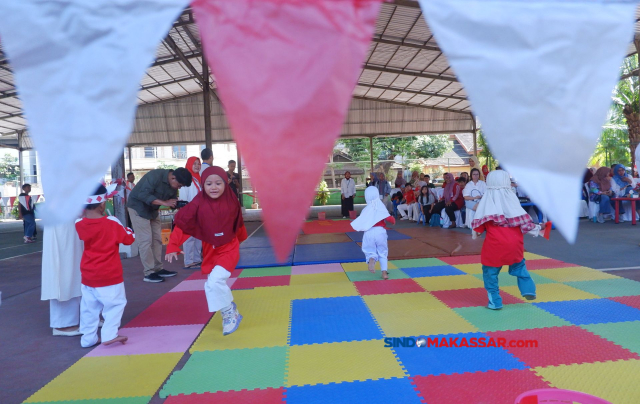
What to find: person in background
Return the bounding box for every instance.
[227,160,240,197]
[589,167,615,223]
[582,168,594,201]
[340,171,356,218]
[430,173,464,228]
[18,183,36,243]
[409,171,420,186]
[460,172,469,183]
[469,156,484,180]
[417,185,437,224]
[611,164,633,197]
[375,173,392,213]
[424,174,436,189]
[125,172,136,228]
[200,148,214,176]
[397,184,417,221]
[179,157,203,269]
[394,171,406,189]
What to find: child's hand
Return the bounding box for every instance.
[165,251,183,263]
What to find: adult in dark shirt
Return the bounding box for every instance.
[127,168,192,283]
[227,160,240,197]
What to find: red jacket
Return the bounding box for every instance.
[474,222,524,267]
[75,216,135,287]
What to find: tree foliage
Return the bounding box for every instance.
[476,129,497,170]
[0,153,19,181]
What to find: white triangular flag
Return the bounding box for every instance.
[0,0,189,224]
[419,0,638,242]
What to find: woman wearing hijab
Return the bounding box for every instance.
[166,166,248,335]
[471,171,546,310]
[611,164,633,197]
[589,167,615,223]
[430,173,464,228]
[469,156,484,180]
[179,157,203,269]
[581,168,594,201]
[394,171,406,189]
[351,186,396,280]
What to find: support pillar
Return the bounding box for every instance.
[203,57,213,151]
[17,131,24,196]
[110,153,126,225]
[471,113,478,156]
[237,145,243,208]
[128,146,133,173]
[369,136,374,179]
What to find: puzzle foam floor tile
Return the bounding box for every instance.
[525,259,579,270]
[170,279,206,293]
[610,295,640,310]
[125,291,212,328]
[453,263,484,274]
[186,271,208,280]
[160,347,287,397]
[289,272,350,286]
[454,304,570,332]
[400,265,466,278]
[486,325,639,368]
[373,308,478,337]
[284,377,423,404]
[286,340,406,387]
[582,321,640,355]
[392,332,526,377]
[25,354,182,402]
[354,278,425,296]
[439,255,482,265]
[411,369,550,404]
[86,325,204,357]
[564,278,640,298]
[289,296,383,345]
[430,288,522,308]
[534,299,640,325]
[237,266,292,278]
[533,266,619,282]
[415,275,485,291]
[247,282,359,301]
[472,271,557,287]
[501,283,601,303]
[345,269,409,282]
[389,258,448,268]
[363,292,449,314]
[291,263,344,275]
[31,398,152,404]
[231,275,290,290]
[533,360,640,404]
[523,252,548,260]
[163,388,285,404]
[341,261,398,271]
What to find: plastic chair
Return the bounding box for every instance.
[514,388,613,404]
[440,209,463,228]
[392,200,400,219]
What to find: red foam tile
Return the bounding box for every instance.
[231,275,290,290]
[186,271,208,280]
[165,388,285,404]
[609,295,640,310]
[125,291,212,328]
[302,220,358,234]
[354,278,425,296]
[411,369,550,404]
[439,255,483,265]
[486,326,640,368]
[231,268,243,277]
[430,287,522,308]
[525,259,578,270]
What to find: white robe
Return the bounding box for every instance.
[41,222,83,301]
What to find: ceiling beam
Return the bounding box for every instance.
[390,0,421,9]
[356,83,466,101]
[371,37,441,53]
[362,64,458,82]
[163,36,205,87]
[0,111,24,122]
[352,95,471,115]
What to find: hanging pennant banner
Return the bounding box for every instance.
[418,0,638,242]
[0,0,189,225]
[194,0,381,260]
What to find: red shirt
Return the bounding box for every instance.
[373,216,396,228]
[404,191,416,204]
[75,216,136,287]
[474,221,524,267]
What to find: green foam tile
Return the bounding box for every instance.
[159,347,287,397]
[238,266,292,278]
[582,321,640,355]
[472,272,556,287]
[453,303,570,332]
[564,279,640,298]
[389,258,447,268]
[33,398,151,404]
[345,269,410,282]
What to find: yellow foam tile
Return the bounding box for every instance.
[248,282,359,301]
[453,264,484,274]
[373,308,478,336]
[533,266,620,282]
[523,252,548,260]
[286,340,406,387]
[534,360,640,404]
[502,283,601,303]
[25,353,182,402]
[341,262,398,271]
[289,272,351,286]
[415,275,485,291]
[190,296,290,352]
[364,292,449,314]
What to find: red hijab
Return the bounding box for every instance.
[185,157,201,187]
[173,166,244,247]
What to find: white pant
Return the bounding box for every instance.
[362,227,389,272]
[205,265,234,312]
[80,283,126,347]
[183,237,202,266]
[397,203,415,219]
[50,297,81,328]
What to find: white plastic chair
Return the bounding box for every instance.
[441,209,463,228]
[585,183,600,220]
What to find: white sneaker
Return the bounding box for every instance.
[53,328,82,337]
[221,303,242,336]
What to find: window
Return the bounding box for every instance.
[144,147,156,158]
[172,146,187,159]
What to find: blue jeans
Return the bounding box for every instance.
[482,259,536,309]
[23,213,36,238]
[595,194,613,215]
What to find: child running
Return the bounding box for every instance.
[165,166,248,335]
[75,184,136,347]
[351,186,396,280]
[471,170,546,310]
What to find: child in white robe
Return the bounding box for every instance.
[351,186,396,280]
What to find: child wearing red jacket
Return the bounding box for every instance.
[166,166,248,336]
[75,184,136,347]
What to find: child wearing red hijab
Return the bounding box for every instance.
[179,157,203,269]
[166,166,248,335]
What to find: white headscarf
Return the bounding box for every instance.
[471,170,535,233]
[350,186,390,232]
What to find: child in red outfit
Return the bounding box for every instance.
[165,166,247,336]
[75,184,136,347]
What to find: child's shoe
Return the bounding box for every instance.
[222,303,243,336]
[486,305,502,310]
[523,294,536,301]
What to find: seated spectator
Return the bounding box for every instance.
[409,171,420,186]
[394,171,406,189]
[582,168,594,201]
[589,167,615,223]
[459,172,469,183]
[397,184,417,221]
[463,168,486,212]
[424,174,436,189]
[611,164,634,197]
[417,185,437,224]
[430,173,464,228]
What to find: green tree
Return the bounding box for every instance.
[0,153,19,181]
[157,161,179,170]
[477,129,497,170]
[415,135,452,159]
[590,122,630,167]
[611,54,639,172]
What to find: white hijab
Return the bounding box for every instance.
[350,186,390,232]
[471,170,535,233]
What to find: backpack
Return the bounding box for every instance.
[429,213,441,227]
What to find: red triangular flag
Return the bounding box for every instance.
[544,221,552,240]
[194,0,381,260]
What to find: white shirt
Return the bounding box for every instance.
[179,178,202,202]
[199,162,211,176]
[341,178,355,198]
[463,180,487,198]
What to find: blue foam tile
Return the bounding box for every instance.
[346,230,412,243]
[237,247,293,268]
[392,332,527,377]
[293,242,365,265]
[400,265,467,278]
[285,377,424,404]
[239,236,273,249]
[533,299,640,325]
[290,296,383,345]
